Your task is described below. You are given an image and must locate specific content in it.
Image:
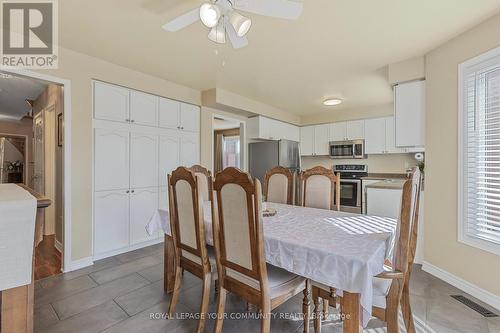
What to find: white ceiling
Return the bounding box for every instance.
[0,74,47,121]
[59,0,500,116]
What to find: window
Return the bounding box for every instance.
[459,46,500,255]
[222,136,240,169]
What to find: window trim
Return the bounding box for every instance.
[458,46,500,256]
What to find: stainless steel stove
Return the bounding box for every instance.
[333,164,368,213]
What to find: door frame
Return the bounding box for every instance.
[1,68,73,272]
[211,113,247,172]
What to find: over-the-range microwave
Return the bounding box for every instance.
[329,140,365,159]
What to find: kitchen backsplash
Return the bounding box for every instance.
[301,153,418,174]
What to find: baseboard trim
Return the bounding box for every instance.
[422,261,500,311]
[54,239,63,253]
[64,256,94,273]
[92,238,164,261]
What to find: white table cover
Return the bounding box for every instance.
[147,202,397,326]
[0,184,37,291]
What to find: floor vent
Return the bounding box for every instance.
[451,295,498,317]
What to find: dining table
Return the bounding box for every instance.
[146,201,398,333]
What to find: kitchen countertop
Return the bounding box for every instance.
[361,173,408,180]
[365,179,406,190]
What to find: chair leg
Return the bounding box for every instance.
[196,273,211,333]
[322,299,329,318]
[261,299,271,333]
[168,266,182,318]
[312,288,321,333]
[214,279,219,301]
[303,281,310,333]
[214,287,227,333]
[401,279,416,333]
[386,307,400,333]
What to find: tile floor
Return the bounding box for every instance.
[34,243,500,332]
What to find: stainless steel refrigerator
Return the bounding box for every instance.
[248,139,301,185]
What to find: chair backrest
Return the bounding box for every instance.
[300,166,340,210]
[264,166,294,205]
[168,166,211,278]
[188,164,212,202]
[211,167,269,302]
[393,168,422,276]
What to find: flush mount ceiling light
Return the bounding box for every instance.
[323,98,343,106]
[162,0,303,49]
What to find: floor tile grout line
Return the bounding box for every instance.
[111,299,132,317]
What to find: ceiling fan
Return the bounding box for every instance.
[162,0,303,49]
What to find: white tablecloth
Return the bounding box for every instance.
[147,202,397,326]
[0,184,37,291]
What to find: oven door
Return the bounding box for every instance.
[339,179,361,213]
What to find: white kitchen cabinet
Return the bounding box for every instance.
[300,126,314,156]
[180,103,200,132]
[395,80,425,148]
[385,117,404,153]
[180,133,200,166]
[329,122,347,141]
[346,120,365,140]
[130,188,158,245]
[247,116,299,141]
[159,133,180,187]
[159,97,181,129]
[364,118,386,154]
[94,128,129,191]
[130,132,158,189]
[94,190,130,255]
[94,81,130,123]
[130,91,158,126]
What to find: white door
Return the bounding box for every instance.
[314,124,330,155]
[94,81,130,123]
[346,120,365,140]
[130,91,158,126]
[329,122,347,141]
[364,118,386,154]
[385,117,404,153]
[180,103,200,132]
[159,133,180,186]
[33,112,45,193]
[94,128,129,191]
[158,97,180,129]
[180,133,199,167]
[130,133,158,189]
[94,190,130,254]
[300,126,314,156]
[130,188,158,245]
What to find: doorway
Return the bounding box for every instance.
[212,115,245,174]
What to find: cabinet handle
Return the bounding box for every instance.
[131,190,135,193]
[125,119,130,122]
[126,190,130,193]
[130,119,135,123]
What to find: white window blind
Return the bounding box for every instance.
[460,49,500,253]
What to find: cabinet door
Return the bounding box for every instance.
[180,103,200,133]
[130,188,158,245]
[159,134,180,187]
[385,117,405,153]
[130,133,158,189]
[159,97,180,129]
[364,118,386,154]
[346,120,365,140]
[130,90,158,126]
[395,80,425,147]
[94,82,129,123]
[94,190,129,255]
[180,133,200,166]
[300,126,314,156]
[329,122,347,141]
[314,124,330,155]
[94,128,129,191]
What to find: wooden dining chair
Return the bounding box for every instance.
[300,166,340,211]
[210,167,309,333]
[167,166,217,333]
[312,168,422,333]
[263,166,294,204]
[188,164,212,202]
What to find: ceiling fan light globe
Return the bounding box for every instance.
[208,23,226,44]
[200,3,221,28]
[228,10,252,37]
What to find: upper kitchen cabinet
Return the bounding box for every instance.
[329,120,365,141]
[158,97,200,132]
[300,124,329,156]
[394,80,425,149]
[365,116,404,154]
[130,90,158,126]
[247,116,299,141]
[94,81,130,123]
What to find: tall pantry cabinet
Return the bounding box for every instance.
[93,81,200,259]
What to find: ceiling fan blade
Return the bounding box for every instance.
[162,8,200,32]
[226,21,248,49]
[233,0,303,20]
